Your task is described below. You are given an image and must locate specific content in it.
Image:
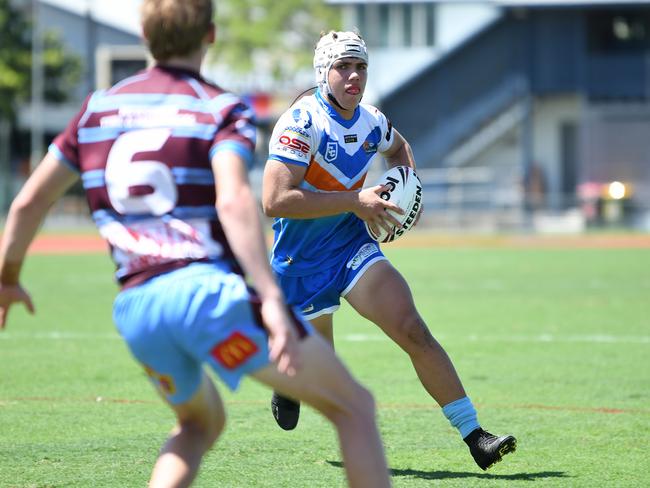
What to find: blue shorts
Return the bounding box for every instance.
[112,261,310,404]
[278,238,387,320]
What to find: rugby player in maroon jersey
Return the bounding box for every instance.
[0,2,391,487]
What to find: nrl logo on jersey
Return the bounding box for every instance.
[325,142,338,162]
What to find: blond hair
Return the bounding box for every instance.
[141,0,214,62]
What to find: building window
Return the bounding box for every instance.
[425,3,436,46]
[411,3,436,47]
[588,9,650,52]
[403,3,413,47]
[379,4,390,47]
[351,2,435,48]
[355,4,366,38]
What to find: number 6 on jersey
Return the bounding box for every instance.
[105,128,177,216]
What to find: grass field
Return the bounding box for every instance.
[1,236,649,487]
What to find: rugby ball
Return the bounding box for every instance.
[365,166,423,243]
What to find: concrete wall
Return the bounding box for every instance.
[531,95,582,209]
[435,2,499,51]
[459,95,582,210]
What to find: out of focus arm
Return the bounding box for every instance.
[211,150,282,300]
[212,150,301,374]
[0,153,79,284]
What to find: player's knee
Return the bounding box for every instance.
[210,410,226,443]
[355,383,377,417]
[392,311,436,351]
[323,381,377,427]
[347,383,377,426]
[178,409,226,449]
[349,381,376,415]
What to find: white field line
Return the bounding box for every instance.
[1,331,649,344]
[0,332,119,340]
[340,333,650,344]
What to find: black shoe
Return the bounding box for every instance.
[464,428,517,470]
[271,392,300,431]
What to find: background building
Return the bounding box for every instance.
[14,0,145,157]
[332,0,650,231]
[3,0,650,232]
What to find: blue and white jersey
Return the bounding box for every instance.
[267,90,394,276]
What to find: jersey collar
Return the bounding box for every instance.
[154,64,205,82]
[315,90,360,128]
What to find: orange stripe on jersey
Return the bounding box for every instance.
[304,159,367,191]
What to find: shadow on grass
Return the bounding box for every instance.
[326,461,569,481]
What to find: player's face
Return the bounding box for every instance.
[328,57,368,115]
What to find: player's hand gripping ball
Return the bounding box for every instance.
[365,165,423,243]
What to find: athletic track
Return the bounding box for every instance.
[25,232,650,255]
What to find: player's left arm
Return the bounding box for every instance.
[379,128,423,225]
[212,150,301,376]
[0,153,79,328]
[381,129,416,170]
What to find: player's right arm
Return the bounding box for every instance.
[263,159,402,236]
[0,154,79,328]
[262,108,403,232]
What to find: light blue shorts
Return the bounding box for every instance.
[278,238,387,320]
[113,261,310,404]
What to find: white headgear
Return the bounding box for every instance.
[313,31,368,99]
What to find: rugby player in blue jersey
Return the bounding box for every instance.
[263,30,516,471]
[0,5,391,487]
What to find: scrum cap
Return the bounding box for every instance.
[313,31,368,95]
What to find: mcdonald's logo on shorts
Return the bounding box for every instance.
[211,332,259,369]
[143,365,177,396]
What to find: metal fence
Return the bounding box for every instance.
[2,164,649,234]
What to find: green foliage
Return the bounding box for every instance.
[212,0,341,80]
[0,0,81,120]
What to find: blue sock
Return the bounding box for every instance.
[442,396,480,439]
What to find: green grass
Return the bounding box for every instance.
[1,244,649,487]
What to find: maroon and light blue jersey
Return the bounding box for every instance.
[49,65,256,287]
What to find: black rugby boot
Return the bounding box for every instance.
[271,391,301,431]
[464,428,517,470]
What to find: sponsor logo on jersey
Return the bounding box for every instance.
[344,134,358,143]
[346,242,379,270]
[325,141,338,162]
[278,131,310,155]
[292,108,313,129]
[211,332,259,369]
[302,304,315,313]
[362,140,377,154]
[144,365,176,396]
[100,106,197,129]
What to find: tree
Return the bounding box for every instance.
[0,0,81,210]
[211,0,341,82]
[0,0,81,121]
